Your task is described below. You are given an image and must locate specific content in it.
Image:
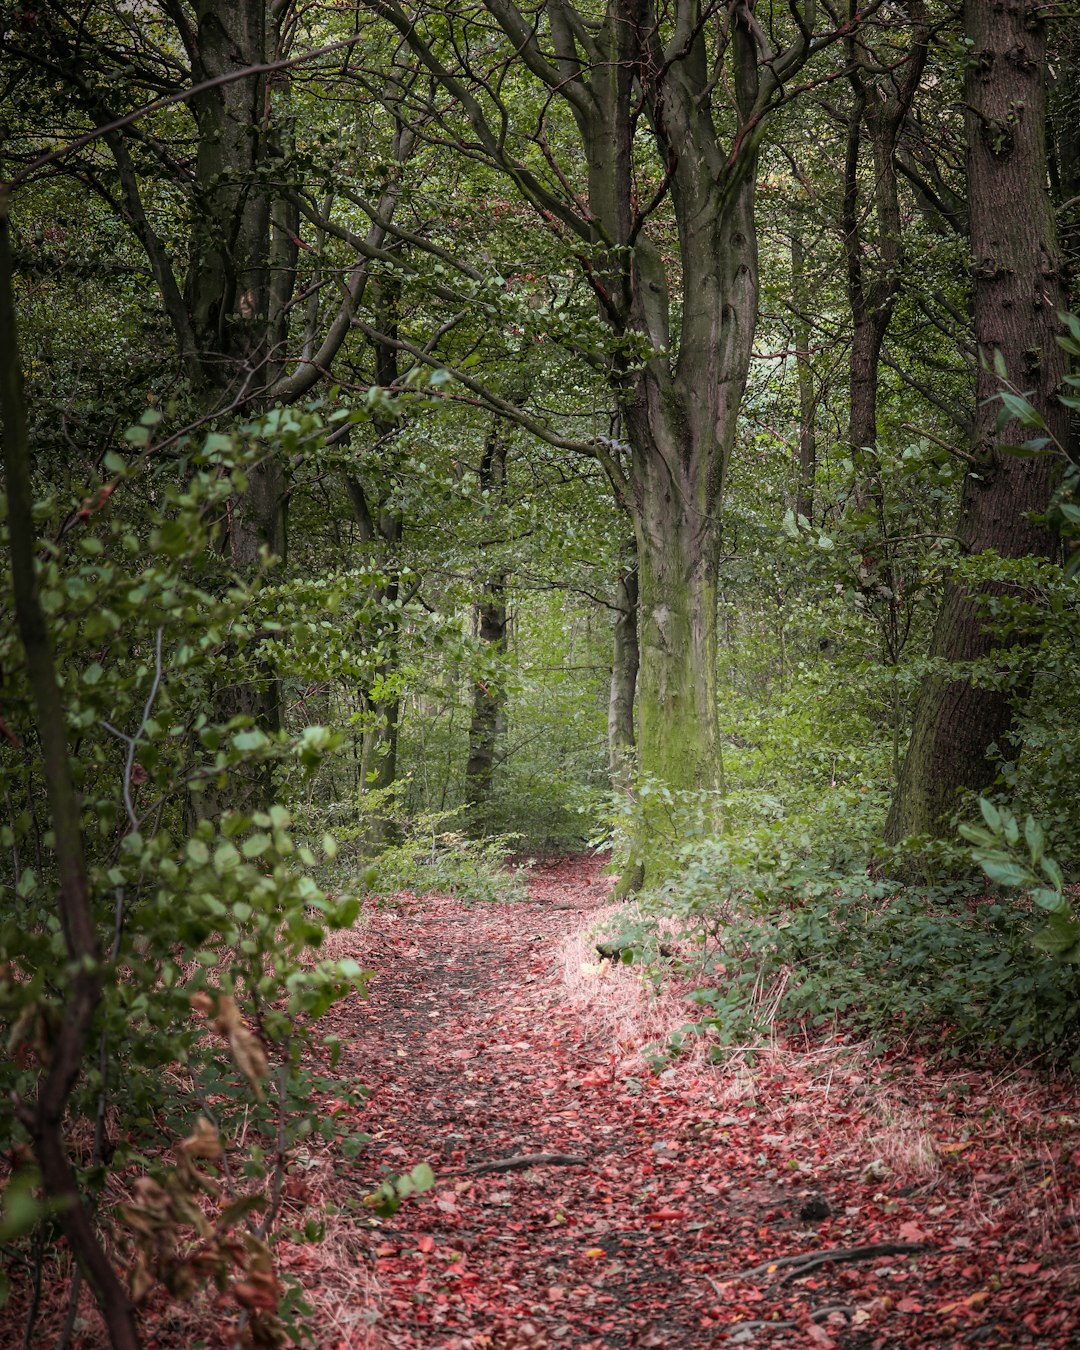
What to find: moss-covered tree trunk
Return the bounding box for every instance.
[585,1,762,835]
[884,0,1068,845]
[464,581,508,822]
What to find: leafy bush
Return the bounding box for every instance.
[604,830,1080,1070]
[0,413,374,1344]
[360,809,528,904]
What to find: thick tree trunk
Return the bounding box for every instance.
[607,540,638,790]
[885,0,1068,846]
[619,153,758,823]
[632,445,724,802]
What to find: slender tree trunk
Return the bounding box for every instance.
[1,201,142,1350]
[348,277,405,839]
[464,583,508,822]
[345,473,403,845]
[885,0,1068,846]
[791,235,818,524]
[842,2,928,479]
[607,539,638,789]
[465,428,509,826]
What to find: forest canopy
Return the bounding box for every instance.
[1,0,1079,1345]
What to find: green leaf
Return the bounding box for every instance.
[996,391,1045,427]
[233,729,270,753]
[409,1162,435,1192]
[1023,816,1045,866]
[1040,856,1064,889]
[979,859,1033,889]
[241,833,272,859]
[187,838,210,866]
[999,440,1052,457]
[978,798,1001,832]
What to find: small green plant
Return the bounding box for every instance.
[363,1161,436,1217]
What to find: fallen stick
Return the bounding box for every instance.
[443,1153,589,1177]
[727,1242,928,1283]
[721,1305,855,1336]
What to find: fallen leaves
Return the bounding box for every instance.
[125,856,1080,1349]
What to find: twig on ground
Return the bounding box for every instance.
[726,1242,929,1283]
[442,1152,588,1177]
[723,1304,855,1335]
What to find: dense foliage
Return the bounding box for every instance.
[1,0,1078,1345]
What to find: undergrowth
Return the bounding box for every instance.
[600,822,1080,1072]
[360,818,528,905]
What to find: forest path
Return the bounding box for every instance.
[295,857,1079,1350]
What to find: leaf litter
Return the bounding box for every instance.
[153,857,1080,1347]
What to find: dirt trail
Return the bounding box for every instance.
[295,857,1079,1350]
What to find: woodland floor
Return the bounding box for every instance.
[14,856,1080,1349]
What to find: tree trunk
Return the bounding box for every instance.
[1,204,142,1350]
[465,428,509,826]
[631,434,724,803]
[842,3,928,478]
[348,276,406,840]
[607,539,638,790]
[464,583,508,822]
[790,234,818,525]
[885,0,1068,846]
[185,1,287,768]
[345,477,403,841]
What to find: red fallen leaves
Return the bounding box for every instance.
[133,855,1080,1349]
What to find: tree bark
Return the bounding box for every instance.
[347,277,406,839]
[465,426,510,826]
[790,234,818,525]
[607,539,638,790]
[842,2,928,476]
[885,0,1068,846]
